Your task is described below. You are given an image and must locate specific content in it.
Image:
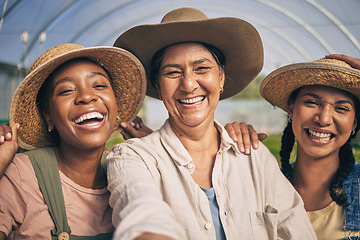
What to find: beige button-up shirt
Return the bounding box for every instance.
[107,120,316,240]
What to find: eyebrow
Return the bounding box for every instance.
[302,92,354,106]
[160,58,212,70]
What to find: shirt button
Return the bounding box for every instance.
[186,162,194,169]
[58,232,70,240]
[204,223,212,230]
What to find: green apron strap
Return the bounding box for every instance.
[26,148,113,240]
[26,147,71,240]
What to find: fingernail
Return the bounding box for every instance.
[17,123,20,129]
[239,146,245,153]
[130,122,135,127]
[254,143,258,149]
[0,136,4,142]
[245,148,250,155]
[6,132,12,139]
[120,123,127,128]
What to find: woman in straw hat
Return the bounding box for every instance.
[107,7,316,240]
[0,43,146,240]
[225,54,360,239]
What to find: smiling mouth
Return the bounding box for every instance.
[306,129,335,141]
[74,112,104,125]
[178,96,205,105]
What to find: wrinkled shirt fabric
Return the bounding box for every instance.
[107,120,316,240]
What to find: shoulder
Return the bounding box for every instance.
[345,162,360,182]
[4,153,35,181]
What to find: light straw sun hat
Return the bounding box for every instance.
[113,7,263,100]
[260,58,360,112]
[9,43,146,150]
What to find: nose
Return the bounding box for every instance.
[315,105,333,126]
[75,87,98,105]
[179,70,199,93]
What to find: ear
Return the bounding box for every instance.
[219,69,225,90]
[352,118,357,133]
[287,103,294,121]
[43,109,54,131]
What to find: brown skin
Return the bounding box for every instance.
[0,59,118,239]
[289,86,357,211]
[0,123,19,180]
[120,116,153,140]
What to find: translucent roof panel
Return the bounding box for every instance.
[0,0,359,74]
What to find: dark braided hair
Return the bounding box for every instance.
[280,87,360,207]
[280,121,295,184]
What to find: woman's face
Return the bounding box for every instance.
[44,59,118,150]
[157,42,224,128]
[288,85,357,160]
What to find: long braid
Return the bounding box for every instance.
[280,121,295,184]
[328,139,355,207]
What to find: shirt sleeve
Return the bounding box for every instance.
[106,140,187,240]
[257,144,317,239]
[0,154,29,236]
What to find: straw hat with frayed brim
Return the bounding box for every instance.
[9,43,146,150]
[113,7,263,100]
[260,58,360,112]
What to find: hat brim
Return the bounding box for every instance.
[260,62,360,112]
[114,17,263,99]
[9,46,146,150]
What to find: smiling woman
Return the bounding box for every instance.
[107,7,316,240]
[0,43,146,240]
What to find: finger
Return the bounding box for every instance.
[9,123,19,143]
[224,122,238,142]
[0,124,12,143]
[325,54,360,69]
[120,122,141,139]
[239,123,252,155]
[247,124,260,150]
[258,133,267,141]
[233,122,246,153]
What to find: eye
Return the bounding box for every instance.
[304,99,318,106]
[162,70,182,79]
[56,87,74,96]
[194,66,211,74]
[93,78,111,90]
[335,105,350,113]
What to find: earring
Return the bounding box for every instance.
[159,95,162,100]
[48,125,52,132]
[220,87,224,94]
[288,116,292,123]
[352,129,356,135]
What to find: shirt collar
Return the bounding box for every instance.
[158,119,241,169]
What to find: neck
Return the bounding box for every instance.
[169,117,220,188]
[293,149,340,211]
[55,143,106,189]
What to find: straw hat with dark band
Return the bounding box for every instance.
[260,58,360,112]
[9,43,146,150]
[113,7,263,100]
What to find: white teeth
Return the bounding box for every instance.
[74,112,104,124]
[179,96,204,104]
[308,129,332,141]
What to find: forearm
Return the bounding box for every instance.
[107,144,186,240]
[134,233,174,240]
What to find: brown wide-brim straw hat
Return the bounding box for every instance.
[113,7,263,100]
[9,43,146,150]
[260,58,360,112]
